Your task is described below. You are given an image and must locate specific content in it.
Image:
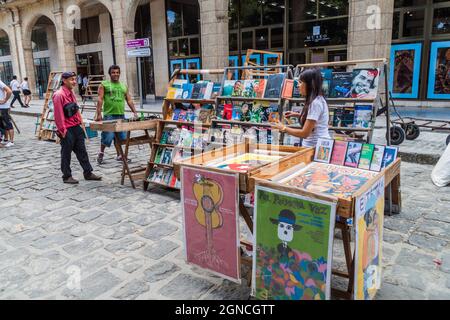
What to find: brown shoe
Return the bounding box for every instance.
[63,176,79,184]
[84,172,102,181]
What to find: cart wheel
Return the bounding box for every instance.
[446,135,450,146]
[405,124,420,140]
[388,126,405,145]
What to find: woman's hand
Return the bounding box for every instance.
[284,111,301,118]
[271,121,285,132]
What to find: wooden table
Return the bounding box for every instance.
[90,119,158,188]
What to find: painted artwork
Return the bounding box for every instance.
[181,167,240,283]
[206,153,282,172]
[355,176,385,300]
[389,43,422,99]
[427,41,450,100]
[252,186,337,300]
[279,162,378,200]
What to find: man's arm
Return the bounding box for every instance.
[125,89,138,117]
[96,84,104,121]
[53,93,67,138]
[0,85,12,104]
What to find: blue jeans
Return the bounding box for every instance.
[100,115,127,147]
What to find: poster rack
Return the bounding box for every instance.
[36,71,63,141]
[287,58,389,144]
[143,68,224,191]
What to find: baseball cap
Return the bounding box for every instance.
[61,72,76,79]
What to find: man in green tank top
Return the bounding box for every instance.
[95,65,138,164]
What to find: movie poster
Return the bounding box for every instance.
[252,185,337,300]
[428,41,450,99]
[354,176,385,300]
[181,166,241,283]
[389,43,422,99]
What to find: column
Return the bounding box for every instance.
[150,0,169,97]
[199,0,229,82]
[53,9,77,72]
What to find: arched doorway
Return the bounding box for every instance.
[134,0,156,99]
[31,16,58,97]
[0,29,13,83]
[74,1,115,79]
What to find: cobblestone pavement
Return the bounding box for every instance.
[0,115,449,300]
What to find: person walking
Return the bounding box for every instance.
[53,71,102,184]
[95,65,138,164]
[20,77,32,108]
[77,73,84,98]
[0,79,13,147]
[10,75,25,108]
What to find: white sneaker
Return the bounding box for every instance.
[0,140,7,145]
[5,142,14,147]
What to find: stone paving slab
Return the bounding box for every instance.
[0,115,449,300]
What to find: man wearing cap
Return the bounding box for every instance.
[53,72,102,184]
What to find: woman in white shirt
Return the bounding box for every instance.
[272,68,330,147]
[21,77,31,108]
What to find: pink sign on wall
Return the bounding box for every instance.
[181,166,241,283]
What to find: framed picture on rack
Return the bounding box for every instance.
[228,56,239,80]
[242,54,261,67]
[186,58,201,82]
[263,53,283,66]
[427,41,450,100]
[389,43,422,99]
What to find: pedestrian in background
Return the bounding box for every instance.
[10,75,25,108]
[52,71,102,184]
[77,73,84,98]
[0,79,13,147]
[20,77,31,108]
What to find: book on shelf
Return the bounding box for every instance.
[211,82,221,98]
[349,68,380,99]
[181,83,193,99]
[198,108,213,123]
[292,78,301,98]
[353,105,373,128]
[155,147,163,164]
[231,80,243,97]
[178,128,194,148]
[314,138,334,163]
[344,142,363,168]
[148,168,179,188]
[166,87,177,99]
[321,69,333,97]
[282,79,294,99]
[264,73,286,99]
[203,82,214,99]
[161,147,174,165]
[330,72,353,98]
[160,131,169,144]
[222,80,235,97]
[242,80,257,98]
[358,143,375,170]
[173,79,188,88]
[333,108,355,127]
[370,145,385,172]
[381,146,398,169]
[254,79,267,98]
[330,140,348,166]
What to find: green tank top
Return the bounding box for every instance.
[102,80,127,115]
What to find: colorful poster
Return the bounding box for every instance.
[181,167,240,283]
[253,186,337,300]
[314,138,334,163]
[279,162,377,200]
[206,153,282,172]
[348,69,380,99]
[427,41,450,100]
[389,43,422,99]
[355,176,385,300]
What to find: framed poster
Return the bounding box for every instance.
[228,55,239,80]
[252,185,337,300]
[354,176,385,300]
[389,43,422,99]
[185,58,201,82]
[181,166,241,283]
[263,53,283,66]
[170,59,184,79]
[427,41,450,99]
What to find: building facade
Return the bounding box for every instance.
[0,0,448,105]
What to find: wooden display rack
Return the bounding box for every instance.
[242,49,283,80]
[37,71,63,141]
[250,156,401,299]
[213,64,293,145]
[90,118,158,189]
[286,58,388,144]
[144,68,224,191]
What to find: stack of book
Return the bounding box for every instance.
[314,138,398,172]
[147,168,180,188]
[166,79,221,100]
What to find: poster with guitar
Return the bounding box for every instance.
[181,166,241,283]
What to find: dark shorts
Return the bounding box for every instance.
[23,89,31,96]
[100,115,127,147]
[0,109,13,130]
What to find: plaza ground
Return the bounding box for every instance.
[0,115,449,299]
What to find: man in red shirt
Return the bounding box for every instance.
[53,72,101,184]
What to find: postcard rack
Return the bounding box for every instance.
[213,64,293,146]
[144,68,224,191]
[286,58,389,144]
[37,71,64,141]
